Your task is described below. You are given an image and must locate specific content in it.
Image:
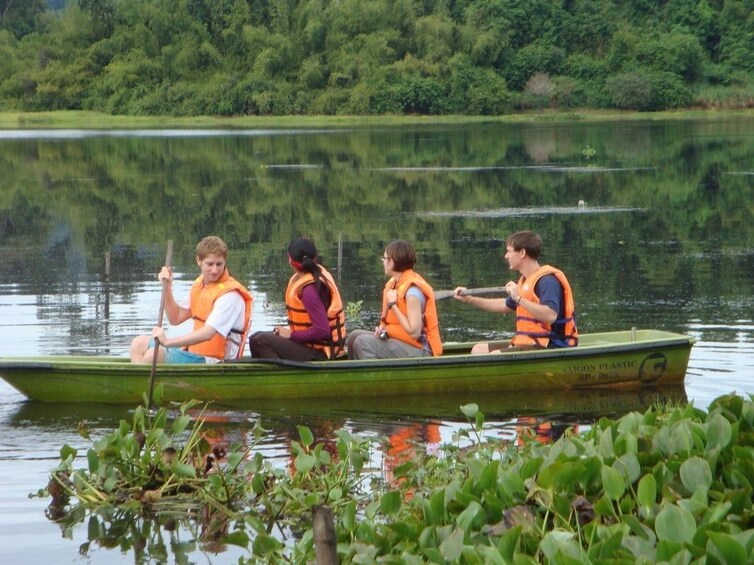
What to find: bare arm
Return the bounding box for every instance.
[152,323,218,348]
[158,266,192,325]
[383,287,424,339]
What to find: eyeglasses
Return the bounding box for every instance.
[381,255,389,261]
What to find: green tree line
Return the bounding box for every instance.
[1,0,754,115]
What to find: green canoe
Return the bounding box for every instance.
[0,329,694,404]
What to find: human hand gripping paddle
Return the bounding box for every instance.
[433,286,509,300]
[148,240,174,408]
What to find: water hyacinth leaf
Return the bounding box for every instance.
[655,503,697,543]
[670,421,695,453]
[476,411,485,430]
[477,460,499,491]
[418,524,436,549]
[706,413,733,451]
[602,465,626,500]
[87,449,99,474]
[60,444,77,462]
[615,452,641,484]
[87,515,101,540]
[387,522,416,544]
[252,532,284,555]
[227,451,242,469]
[594,495,617,517]
[677,486,708,515]
[460,403,479,419]
[425,489,445,525]
[438,527,464,563]
[342,500,357,531]
[700,501,732,527]
[251,472,265,494]
[317,448,331,465]
[538,461,583,491]
[499,470,526,501]
[393,460,417,481]
[103,476,117,492]
[707,531,747,564]
[172,414,190,435]
[679,456,713,494]
[303,492,321,506]
[223,530,250,548]
[519,457,543,480]
[294,453,317,473]
[296,425,314,447]
[656,541,687,562]
[328,486,342,502]
[587,530,624,560]
[597,427,615,458]
[421,547,443,563]
[477,545,506,565]
[349,450,364,475]
[637,474,657,510]
[623,514,656,543]
[652,427,674,456]
[456,500,483,532]
[497,526,522,561]
[540,530,581,562]
[461,547,487,564]
[380,490,402,515]
[621,534,656,561]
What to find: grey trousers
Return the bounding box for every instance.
[346,329,429,360]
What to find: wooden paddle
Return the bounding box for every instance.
[434,286,509,300]
[148,240,174,408]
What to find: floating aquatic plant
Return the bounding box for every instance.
[36,393,754,563]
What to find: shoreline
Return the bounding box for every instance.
[2,108,754,129]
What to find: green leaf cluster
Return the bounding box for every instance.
[37,392,754,563]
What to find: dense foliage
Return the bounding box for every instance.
[41,393,754,562]
[1,0,753,115]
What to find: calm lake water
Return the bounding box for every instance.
[1,119,753,563]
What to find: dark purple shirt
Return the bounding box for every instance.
[289,283,331,343]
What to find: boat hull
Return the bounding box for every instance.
[0,330,694,404]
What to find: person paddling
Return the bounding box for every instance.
[129,236,252,364]
[453,230,578,353]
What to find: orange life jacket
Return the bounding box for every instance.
[188,270,253,359]
[381,270,443,356]
[511,265,578,348]
[285,266,346,359]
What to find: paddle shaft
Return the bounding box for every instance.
[148,240,174,407]
[434,286,509,300]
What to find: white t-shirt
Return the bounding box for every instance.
[178,292,247,359]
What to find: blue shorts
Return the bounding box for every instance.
[149,339,206,364]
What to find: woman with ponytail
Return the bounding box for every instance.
[248,238,346,361]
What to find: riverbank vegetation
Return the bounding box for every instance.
[1,1,753,117]
[38,392,754,563]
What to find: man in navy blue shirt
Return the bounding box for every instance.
[453,231,578,352]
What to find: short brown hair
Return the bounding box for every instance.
[384,240,417,272]
[506,231,542,260]
[195,236,228,260]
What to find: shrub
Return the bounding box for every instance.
[605,70,691,110]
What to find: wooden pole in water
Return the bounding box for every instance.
[337,232,343,282]
[312,504,338,565]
